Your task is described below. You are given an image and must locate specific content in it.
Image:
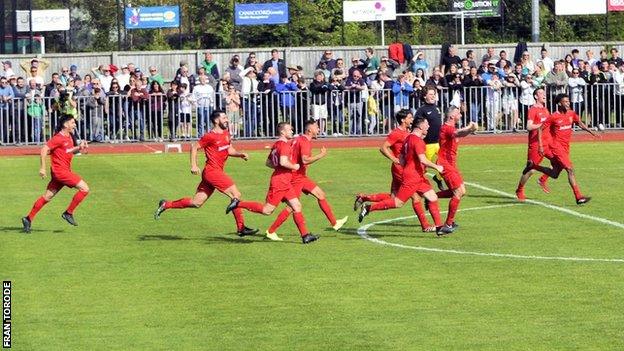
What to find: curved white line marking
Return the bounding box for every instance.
[357,204,624,263]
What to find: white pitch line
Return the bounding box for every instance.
[357,204,624,263]
[465,181,624,230]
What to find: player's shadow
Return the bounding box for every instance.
[0,226,65,234]
[137,234,190,241]
[338,227,417,238]
[137,234,290,244]
[467,194,519,204]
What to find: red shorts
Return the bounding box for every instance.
[395,179,433,203]
[527,145,554,168]
[390,170,403,195]
[292,175,318,197]
[47,171,82,191]
[196,168,235,197]
[551,148,573,170]
[440,164,463,190]
[265,177,298,206]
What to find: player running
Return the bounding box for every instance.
[414,86,446,190]
[227,122,318,244]
[354,109,433,231]
[515,87,557,201]
[154,110,258,237]
[265,120,348,241]
[435,106,477,229]
[22,114,90,233]
[358,117,454,236]
[543,94,597,204]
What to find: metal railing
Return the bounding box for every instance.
[0,83,622,145]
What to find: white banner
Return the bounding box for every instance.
[555,0,606,15]
[343,0,396,22]
[16,9,70,32]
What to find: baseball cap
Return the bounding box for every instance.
[70,64,77,71]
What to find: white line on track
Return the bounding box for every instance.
[357,187,624,263]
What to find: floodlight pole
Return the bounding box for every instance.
[381,19,385,46]
[460,11,465,45]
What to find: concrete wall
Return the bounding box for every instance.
[2,42,623,82]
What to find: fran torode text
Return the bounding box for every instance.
[3,281,10,349]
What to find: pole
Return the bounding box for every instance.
[605,0,609,40]
[117,0,121,51]
[531,0,539,42]
[461,12,465,45]
[381,19,385,46]
[0,0,5,54]
[28,0,33,54]
[11,0,18,54]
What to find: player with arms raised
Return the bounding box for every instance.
[265,120,347,241]
[154,110,258,237]
[228,122,318,244]
[22,114,90,233]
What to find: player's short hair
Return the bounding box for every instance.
[304,119,317,131]
[411,117,427,131]
[533,87,544,99]
[210,109,226,124]
[554,93,568,105]
[276,121,290,134]
[56,114,75,133]
[445,106,460,121]
[395,109,412,125]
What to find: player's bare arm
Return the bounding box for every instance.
[303,147,327,165]
[577,120,599,138]
[228,146,249,161]
[418,153,444,174]
[279,155,300,171]
[190,142,201,175]
[455,122,478,138]
[39,145,49,178]
[379,141,400,164]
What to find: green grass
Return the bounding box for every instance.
[2,141,624,350]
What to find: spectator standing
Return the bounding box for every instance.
[329,76,345,135]
[12,77,28,142]
[84,79,107,142]
[586,50,598,68]
[148,80,166,141]
[520,51,536,76]
[486,73,503,132]
[318,50,337,70]
[519,75,536,124]
[609,48,624,67]
[331,58,347,81]
[344,70,367,135]
[539,48,555,73]
[106,80,125,141]
[0,77,15,144]
[201,51,220,80]
[166,81,180,140]
[128,79,149,141]
[225,56,243,92]
[275,76,298,128]
[363,47,380,82]
[258,72,277,137]
[91,65,114,93]
[612,63,624,127]
[148,66,165,87]
[20,58,50,79]
[193,75,215,136]
[175,66,196,93]
[392,73,413,114]
[2,61,15,78]
[68,65,81,81]
[178,83,195,139]
[262,49,287,83]
[465,50,478,68]
[309,71,331,135]
[225,84,242,136]
[240,67,259,137]
[568,68,587,118]
[502,73,520,132]
[441,45,462,74]
[587,64,609,127]
[25,86,44,143]
[544,61,569,104]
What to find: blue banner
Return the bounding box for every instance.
[125,6,180,29]
[234,3,289,26]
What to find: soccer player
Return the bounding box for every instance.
[515,87,556,201]
[358,117,454,236]
[414,86,446,190]
[22,114,90,233]
[543,94,597,204]
[265,120,348,241]
[435,106,478,228]
[154,110,258,237]
[354,109,433,231]
[227,122,318,244]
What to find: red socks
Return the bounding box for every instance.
[165,198,193,209]
[369,197,396,212]
[571,184,583,200]
[360,193,391,202]
[268,208,291,233]
[446,197,461,225]
[411,200,431,229]
[66,190,89,215]
[27,196,49,221]
[318,199,337,226]
[539,174,549,184]
[238,201,264,214]
[292,211,309,236]
[428,200,443,227]
[232,208,245,231]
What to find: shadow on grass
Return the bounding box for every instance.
[137,233,298,245]
[0,226,65,234]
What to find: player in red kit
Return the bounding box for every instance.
[543,94,597,204]
[435,106,478,229]
[154,110,258,237]
[265,120,348,241]
[358,117,454,236]
[228,122,318,244]
[353,110,433,231]
[515,88,557,200]
[22,114,90,233]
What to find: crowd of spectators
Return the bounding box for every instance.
[1,45,624,144]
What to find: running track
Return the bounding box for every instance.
[1,131,623,156]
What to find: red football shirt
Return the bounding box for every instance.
[438,123,458,167]
[268,139,294,186]
[46,132,74,174]
[527,106,552,149]
[550,110,580,152]
[198,130,231,170]
[386,127,409,174]
[401,133,427,183]
[291,134,312,177]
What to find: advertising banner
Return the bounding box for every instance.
[125,6,180,29]
[343,1,397,22]
[16,9,70,32]
[608,0,624,12]
[449,0,501,18]
[234,3,289,26]
[555,0,607,15]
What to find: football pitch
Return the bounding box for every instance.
[2,140,624,350]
